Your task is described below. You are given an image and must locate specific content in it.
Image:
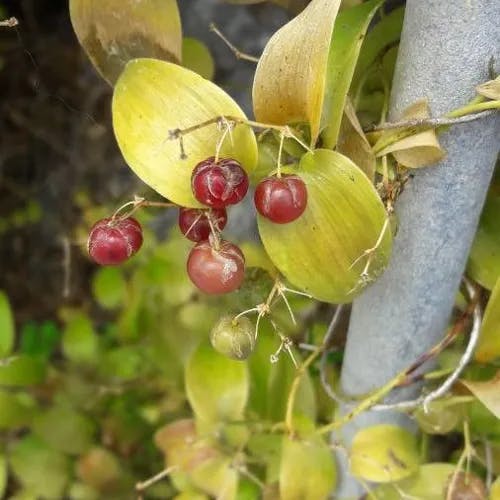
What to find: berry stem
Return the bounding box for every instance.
[276,131,285,178]
[111,197,176,221]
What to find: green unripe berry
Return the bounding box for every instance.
[210,315,255,360]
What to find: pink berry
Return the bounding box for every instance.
[187,239,245,294]
[178,208,227,242]
[254,175,307,224]
[191,157,249,208]
[87,217,143,266]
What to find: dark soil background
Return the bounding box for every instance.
[0,0,289,325]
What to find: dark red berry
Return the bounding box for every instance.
[178,207,227,242]
[254,174,307,224]
[191,157,249,208]
[187,239,245,294]
[87,217,143,266]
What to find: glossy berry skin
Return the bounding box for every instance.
[187,240,245,294]
[87,217,143,266]
[178,208,227,242]
[191,157,249,208]
[254,174,308,224]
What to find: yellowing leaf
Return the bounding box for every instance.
[70,0,182,85]
[258,149,392,303]
[113,58,258,207]
[279,436,336,500]
[475,277,500,362]
[375,99,445,168]
[321,0,384,148]
[476,76,500,100]
[252,0,341,142]
[350,425,420,483]
[461,371,500,419]
[336,98,376,180]
[491,477,500,500]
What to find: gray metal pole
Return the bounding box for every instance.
[334,1,500,497]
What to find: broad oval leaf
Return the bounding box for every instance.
[461,371,500,419]
[475,277,500,362]
[279,436,336,499]
[91,267,127,309]
[0,355,47,386]
[321,0,384,148]
[182,37,215,81]
[252,0,341,142]
[350,425,420,483]
[0,290,14,358]
[70,0,182,85]
[62,313,99,364]
[113,58,258,207]
[185,342,249,424]
[0,390,37,429]
[257,149,392,303]
[373,463,456,500]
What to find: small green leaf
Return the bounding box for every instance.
[350,425,420,483]
[0,390,37,429]
[62,313,99,363]
[321,0,384,148]
[91,267,127,309]
[279,436,336,499]
[185,342,248,424]
[10,435,71,499]
[70,0,182,85]
[113,58,258,207]
[461,371,500,419]
[32,406,96,455]
[0,290,14,358]
[182,37,215,80]
[475,277,500,362]
[0,355,47,386]
[0,454,7,498]
[20,321,60,358]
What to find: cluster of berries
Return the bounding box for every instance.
[87,157,308,295]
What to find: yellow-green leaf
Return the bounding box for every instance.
[0,390,37,429]
[467,174,500,290]
[375,99,445,168]
[185,342,249,424]
[257,149,392,303]
[491,477,500,500]
[350,425,420,483]
[91,267,127,309]
[321,0,384,148]
[182,37,215,81]
[475,277,500,362]
[461,371,500,419]
[0,454,6,498]
[69,0,182,85]
[279,436,336,499]
[113,58,258,207]
[252,0,341,143]
[0,290,14,358]
[373,463,456,500]
[336,98,376,180]
[62,313,99,364]
[476,76,500,100]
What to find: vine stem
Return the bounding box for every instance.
[209,23,260,63]
[135,466,178,497]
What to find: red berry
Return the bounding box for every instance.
[87,217,143,266]
[178,208,227,242]
[254,174,307,224]
[191,157,249,208]
[187,239,245,294]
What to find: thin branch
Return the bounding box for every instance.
[0,17,19,27]
[135,466,177,497]
[364,109,496,132]
[209,23,260,63]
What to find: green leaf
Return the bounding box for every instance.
[279,436,336,499]
[373,463,456,499]
[92,267,127,309]
[461,371,500,419]
[20,321,60,358]
[467,174,500,290]
[475,277,500,362]
[350,425,420,483]
[182,37,215,81]
[113,58,258,207]
[321,0,384,148]
[0,290,14,358]
[252,0,342,142]
[0,355,47,386]
[0,390,37,429]
[0,454,7,499]
[62,313,99,363]
[185,342,249,425]
[32,406,96,455]
[69,0,182,85]
[257,149,392,303]
[10,435,71,498]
